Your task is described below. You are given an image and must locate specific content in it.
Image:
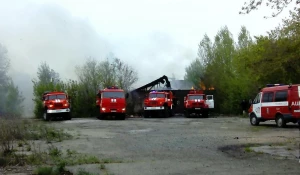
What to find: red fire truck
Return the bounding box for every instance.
[249,84,300,128]
[96,86,128,120]
[42,91,71,121]
[183,89,214,118]
[143,90,174,118]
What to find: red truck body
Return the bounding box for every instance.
[143,90,174,118]
[96,86,127,120]
[183,90,214,118]
[42,91,71,121]
[248,84,300,127]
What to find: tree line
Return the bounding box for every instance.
[184,9,300,115]
[0,44,24,117]
[31,57,138,118]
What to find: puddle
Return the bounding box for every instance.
[129,128,152,134]
[251,145,299,160]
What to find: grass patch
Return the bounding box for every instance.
[0,118,73,167]
[244,146,252,152]
[77,169,96,175]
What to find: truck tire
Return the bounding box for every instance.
[275,114,286,128]
[164,106,169,118]
[184,110,190,118]
[65,112,72,120]
[43,111,50,121]
[250,114,259,126]
[118,114,126,120]
[144,111,149,118]
[202,111,208,118]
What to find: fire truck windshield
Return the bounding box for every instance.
[48,94,66,100]
[102,91,125,98]
[188,95,204,100]
[149,93,165,98]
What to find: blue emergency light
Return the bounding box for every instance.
[266,84,285,87]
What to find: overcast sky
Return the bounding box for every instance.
[0,0,293,115]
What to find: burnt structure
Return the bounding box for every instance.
[129,75,216,115]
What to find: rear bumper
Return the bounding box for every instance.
[47,108,70,113]
[144,106,164,110]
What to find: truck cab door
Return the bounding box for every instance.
[206,95,214,109]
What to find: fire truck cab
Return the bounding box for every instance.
[96,86,128,120]
[249,84,300,128]
[183,90,214,118]
[143,90,173,118]
[42,91,71,121]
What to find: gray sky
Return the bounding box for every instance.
[0,0,293,115]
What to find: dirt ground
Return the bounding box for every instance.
[1,115,300,175]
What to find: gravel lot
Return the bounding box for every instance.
[51,116,300,175]
[2,116,300,175]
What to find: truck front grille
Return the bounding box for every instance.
[54,103,63,107]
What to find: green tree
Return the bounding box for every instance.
[32,62,64,118]
[240,0,299,18]
[184,58,205,89]
[0,43,24,117]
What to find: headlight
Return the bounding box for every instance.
[101,107,106,111]
[49,104,53,107]
[122,108,126,111]
[64,103,68,107]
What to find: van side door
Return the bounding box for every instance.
[261,92,274,119]
[273,90,288,119]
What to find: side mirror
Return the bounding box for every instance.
[125,93,129,99]
[249,99,253,104]
[184,97,186,101]
[96,93,101,98]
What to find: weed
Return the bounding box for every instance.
[77,169,96,175]
[100,164,105,169]
[48,146,62,157]
[33,166,53,175]
[244,147,252,152]
[26,145,32,151]
[18,141,24,147]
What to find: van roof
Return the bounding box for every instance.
[261,84,300,92]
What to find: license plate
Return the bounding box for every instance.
[111,110,116,112]
[195,108,201,110]
[56,109,64,112]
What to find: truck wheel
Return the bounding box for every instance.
[65,113,72,120]
[250,114,259,126]
[184,110,190,118]
[202,111,208,118]
[164,107,169,118]
[144,111,149,118]
[275,115,286,128]
[98,114,105,120]
[116,114,126,120]
[43,111,50,121]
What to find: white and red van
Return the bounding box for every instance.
[248,84,300,128]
